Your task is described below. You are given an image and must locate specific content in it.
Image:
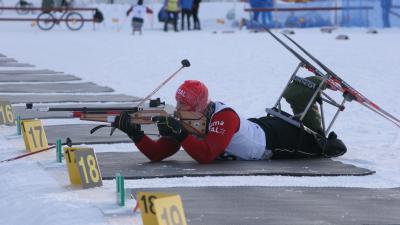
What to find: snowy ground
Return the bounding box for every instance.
[1,3,400,225]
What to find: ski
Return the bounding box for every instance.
[264,28,400,128]
[281,33,400,128]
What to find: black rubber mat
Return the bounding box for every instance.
[0,74,81,82]
[45,124,158,145]
[96,151,374,179]
[0,82,113,93]
[0,62,34,67]
[0,69,61,74]
[14,103,142,119]
[0,58,17,63]
[0,94,140,104]
[128,186,400,225]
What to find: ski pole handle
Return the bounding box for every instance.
[136,59,191,107]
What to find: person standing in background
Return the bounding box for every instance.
[192,0,201,30]
[181,0,193,30]
[163,0,180,32]
[264,0,273,24]
[381,0,392,28]
[249,0,262,25]
[126,0,153,35]
[250,0,273,26]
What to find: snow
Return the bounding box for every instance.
[1,2,400,225]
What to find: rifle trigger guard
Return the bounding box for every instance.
[90,124,110,134]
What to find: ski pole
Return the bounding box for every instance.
[280,32,400,128]
[135,59,191,107]
[0,138,72,163]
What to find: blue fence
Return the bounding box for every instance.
[245,0,400,28]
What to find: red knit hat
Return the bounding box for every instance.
[175,80,209,113]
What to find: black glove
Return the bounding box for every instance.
[113,112,144,143]
[153,116,188,142]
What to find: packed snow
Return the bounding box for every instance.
[0,2,399,225]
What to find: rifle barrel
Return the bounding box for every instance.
[30,106,139,112]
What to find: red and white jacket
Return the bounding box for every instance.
[134,102,270,164]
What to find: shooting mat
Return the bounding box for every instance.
[0,69,61,74]
[97,151,374,179]
[0,82,113,93]
[0,74,81,82]
[127,186,400,225]
[45,124,158,145]
[0,58,17,63]
[0,62,34,67]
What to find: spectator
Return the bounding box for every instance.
[181,0,193,30]
[41,0,54,13]
[163,0,180,32]
[249,0,264,26]
[126,0,153,35]
[192,0,201,30]
[381,0,392,28]
[264,0,273,24]
[60,0,73,8]
[250,0,274,26]
[93,8,104,24]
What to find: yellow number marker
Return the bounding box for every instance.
[64,147,81,185]
[154,195,187,225]
[0,101,15,126]
[137,192,176,225]
[21,119,48,152]
[64,147,102,188]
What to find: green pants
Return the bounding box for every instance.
[282,76,325,134]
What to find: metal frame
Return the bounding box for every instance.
[266,63,347,137]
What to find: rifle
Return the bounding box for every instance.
[26,59,208,137]
[26,98,207,137]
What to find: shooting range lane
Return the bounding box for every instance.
[0,62,34,67]
[0,69,62,74]
[45,124,159,145]
[0,94,140,104]
[0,55,146,146]
[0,58,17,63]
[1,54,387,225]
[0,74,81,82]
[128,186,400,225]
[97,151,374,179]
[0,82,114,93]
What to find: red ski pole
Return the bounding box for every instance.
[0,138,72,163]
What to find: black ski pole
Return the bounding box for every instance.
[135,59,191,107]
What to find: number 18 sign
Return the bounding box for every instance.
[64,147,102,189]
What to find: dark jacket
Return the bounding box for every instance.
[381,0,392,8]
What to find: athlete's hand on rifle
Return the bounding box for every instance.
[113,112,144,143]
[152,116,188,142]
